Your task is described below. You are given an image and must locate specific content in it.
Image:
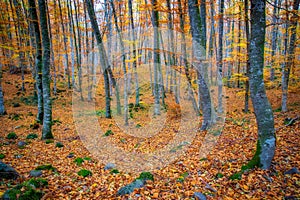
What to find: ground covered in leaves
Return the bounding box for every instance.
[0,71,299,199]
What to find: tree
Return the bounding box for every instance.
[188,0,213,130]
[217,0,224,113]
[38,0,54,139]
[248,0,275,169]
[0,64,5,115]
[281,0,299,112]
[151,0,161,116]
[28,0,43,123]
[85,0,112,118]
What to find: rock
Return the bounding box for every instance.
[29,170,42,177]
[284,167,300,175]
[18,141,27,147]
[194,192,206,200]
[12,102,20,107]
[67,153,75,158]
[104,163,115,170]
[117,179,144,196]
[0,161,19,179]
[14,154,23,159]
[14,125,22,129]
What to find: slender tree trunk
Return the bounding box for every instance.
[58,0,71,89]
[29,0,43,123]
[249,0,275,169]
[270,0,281,82]
[188,0,212,130]
[110,0,129,125]
[0,64,5,115]
[244,0,250,113]
[151,0,161,116]
[217,0,224,113]
[85,0,112,118]
[281,0,299,112]
[38,0,54,139]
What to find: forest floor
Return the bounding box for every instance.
[0,71,299,199]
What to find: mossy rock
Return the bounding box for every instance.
[77,169,92,177]
[3,178,47,200]
[26,133,38,140]
[35,164,56,171]
[6,132,18,140]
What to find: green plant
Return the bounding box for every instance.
[136,172,154,181]
[104,130,114,137]
[110,169,120,174]
[77,169,92,177]
[55,142,64,148]
[6,132,18,139]
[26,133,38,139]
[0,154,5,159]
[74,158,84,166]
[45,139,54,144]
[35,164,56,171]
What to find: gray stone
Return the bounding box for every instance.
[0,161,19,179]
[117,179,144,196]
[18,141,27,147]
[29,170,42,177]
[194,192,206,200]
[284,167,300,175]
[104,163,115,170]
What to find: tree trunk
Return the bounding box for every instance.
[85,0,112,118]
[244,0,250,113]
[28,0,43,123]
[249,0,275,169]
[58,0,71,89]
[188,0,213,130]
[281,0,299,112]
[0,64,5,115]
[217,0,224,113]
[269,0,281,82]
[38,0,54,139]
[151,0,161,116]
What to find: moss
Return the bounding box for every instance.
[230,140,262,180]
[6,132,18,139]
[3,178,47,200]
[104,130,114,137]
[136,172,154,182]
[77,169,92,177]
[0,154,5,159]
[45,139,54,144]
[229,172,242,180]
[215,173,224,179]
[26,133,38,139]
[25,178,48,188]
[110,169,120,174]
[74,158,84,166]
[242,140,262,171]
[55,142,64,148]
[35,164,56,171]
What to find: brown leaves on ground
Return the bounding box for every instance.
[0,72,299,199]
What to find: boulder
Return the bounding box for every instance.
[0,161,19,179]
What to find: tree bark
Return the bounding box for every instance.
[38,0,54,139]
[85,0,112,118]
[28,0,43,123]
[188,0,213,130]
[249,0,275,169]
